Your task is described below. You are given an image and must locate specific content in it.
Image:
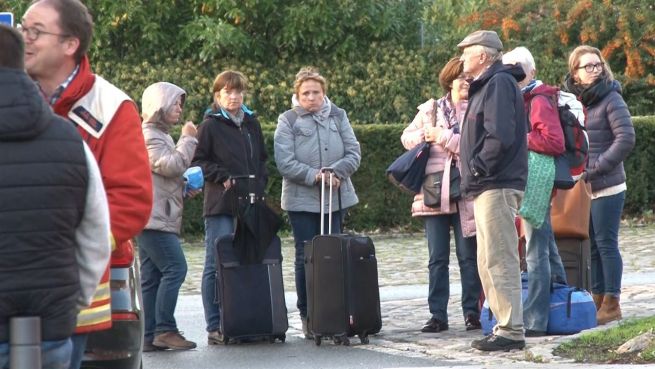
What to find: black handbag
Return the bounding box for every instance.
[386,142,430,194]
[422,160,461,208]
[553,155,575,190]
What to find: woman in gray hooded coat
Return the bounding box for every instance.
[138,82,198,351]
[274,67,361,339]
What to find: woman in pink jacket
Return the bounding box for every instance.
[401,58,481,333]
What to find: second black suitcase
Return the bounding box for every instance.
[305,234,381,346]
[555,238,591,291]
[215,234,288,344]
[304,168,381,346]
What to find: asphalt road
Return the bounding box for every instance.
[142,290,470,369]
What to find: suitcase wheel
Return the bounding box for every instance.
[333,335,349,346]
[342,336,350,346]
[280,334,286,343]
[314,335,322,346]
[359,335,369,344]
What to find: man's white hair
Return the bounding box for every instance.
[502,46,536,73]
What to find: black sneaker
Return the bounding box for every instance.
[525,329,547,337]
[471,334,525,351]
[465,315,482,331]
[421,318,448,333]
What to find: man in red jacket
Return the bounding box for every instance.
[20,0,153,368]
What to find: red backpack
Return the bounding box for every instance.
[532,90,589,176]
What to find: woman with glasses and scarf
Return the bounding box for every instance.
[274,67,361,339]
[562,45,635,325]
[400,58,481,334]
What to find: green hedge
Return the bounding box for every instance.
[180,117,655,237]
[93,44,445,126]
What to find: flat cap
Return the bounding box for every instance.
[457,30,503,51]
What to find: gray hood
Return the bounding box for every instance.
[141,82,186,132]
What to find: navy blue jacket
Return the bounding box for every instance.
[563,77,635,192]
[0,67,87,342]
[460,62,528,198]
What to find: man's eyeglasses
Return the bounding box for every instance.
[17,23,70,42]
[578,62,603,73]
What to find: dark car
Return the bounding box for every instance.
[82,240,143,369]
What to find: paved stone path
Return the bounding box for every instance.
[173,224,655,365]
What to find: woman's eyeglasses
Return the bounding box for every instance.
[456,75,473,84]
[578,62,603,73]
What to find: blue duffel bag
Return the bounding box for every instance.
[547,283,597,335]
[481,274,529,336]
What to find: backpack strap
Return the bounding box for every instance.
[282,109,299,125]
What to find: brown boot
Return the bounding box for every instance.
[596,295,622,325]
[592,293,604,311]
[153,331,197,350]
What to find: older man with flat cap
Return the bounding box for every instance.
[457,30,529,351]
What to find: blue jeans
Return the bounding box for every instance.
[0,338,72,369]
[68,334,86,369]
[424,213,481,322]
[288,211,343,318]
[590,191,625,297]
[202,215,235,332]
[523,208,567,332]
[137,230,188,341]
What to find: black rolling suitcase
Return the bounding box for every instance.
[304,168,382,346]
[555,238,591,290]
[214,175,287,344]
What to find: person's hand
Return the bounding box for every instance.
[331,176,341,189]
[315,172,340,188]
[181,121,197,138]
[223,178,232,190]
[186,189,202,199]
[424,126,441,143]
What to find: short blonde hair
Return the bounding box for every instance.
[293,66,327,95]
[568,45,614,82]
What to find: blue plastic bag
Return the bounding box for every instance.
[183,166,204,195]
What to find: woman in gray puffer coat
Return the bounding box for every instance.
[137,82,199,351]
[274,67,361,339]
[563,45,635,326]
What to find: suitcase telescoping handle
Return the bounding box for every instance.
[319,167,334,235]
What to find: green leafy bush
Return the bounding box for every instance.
[93,45,449,125]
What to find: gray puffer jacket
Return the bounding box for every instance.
[141,82,198,234]
[274,96,360,213]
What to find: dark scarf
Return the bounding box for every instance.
[562,74,621,107]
